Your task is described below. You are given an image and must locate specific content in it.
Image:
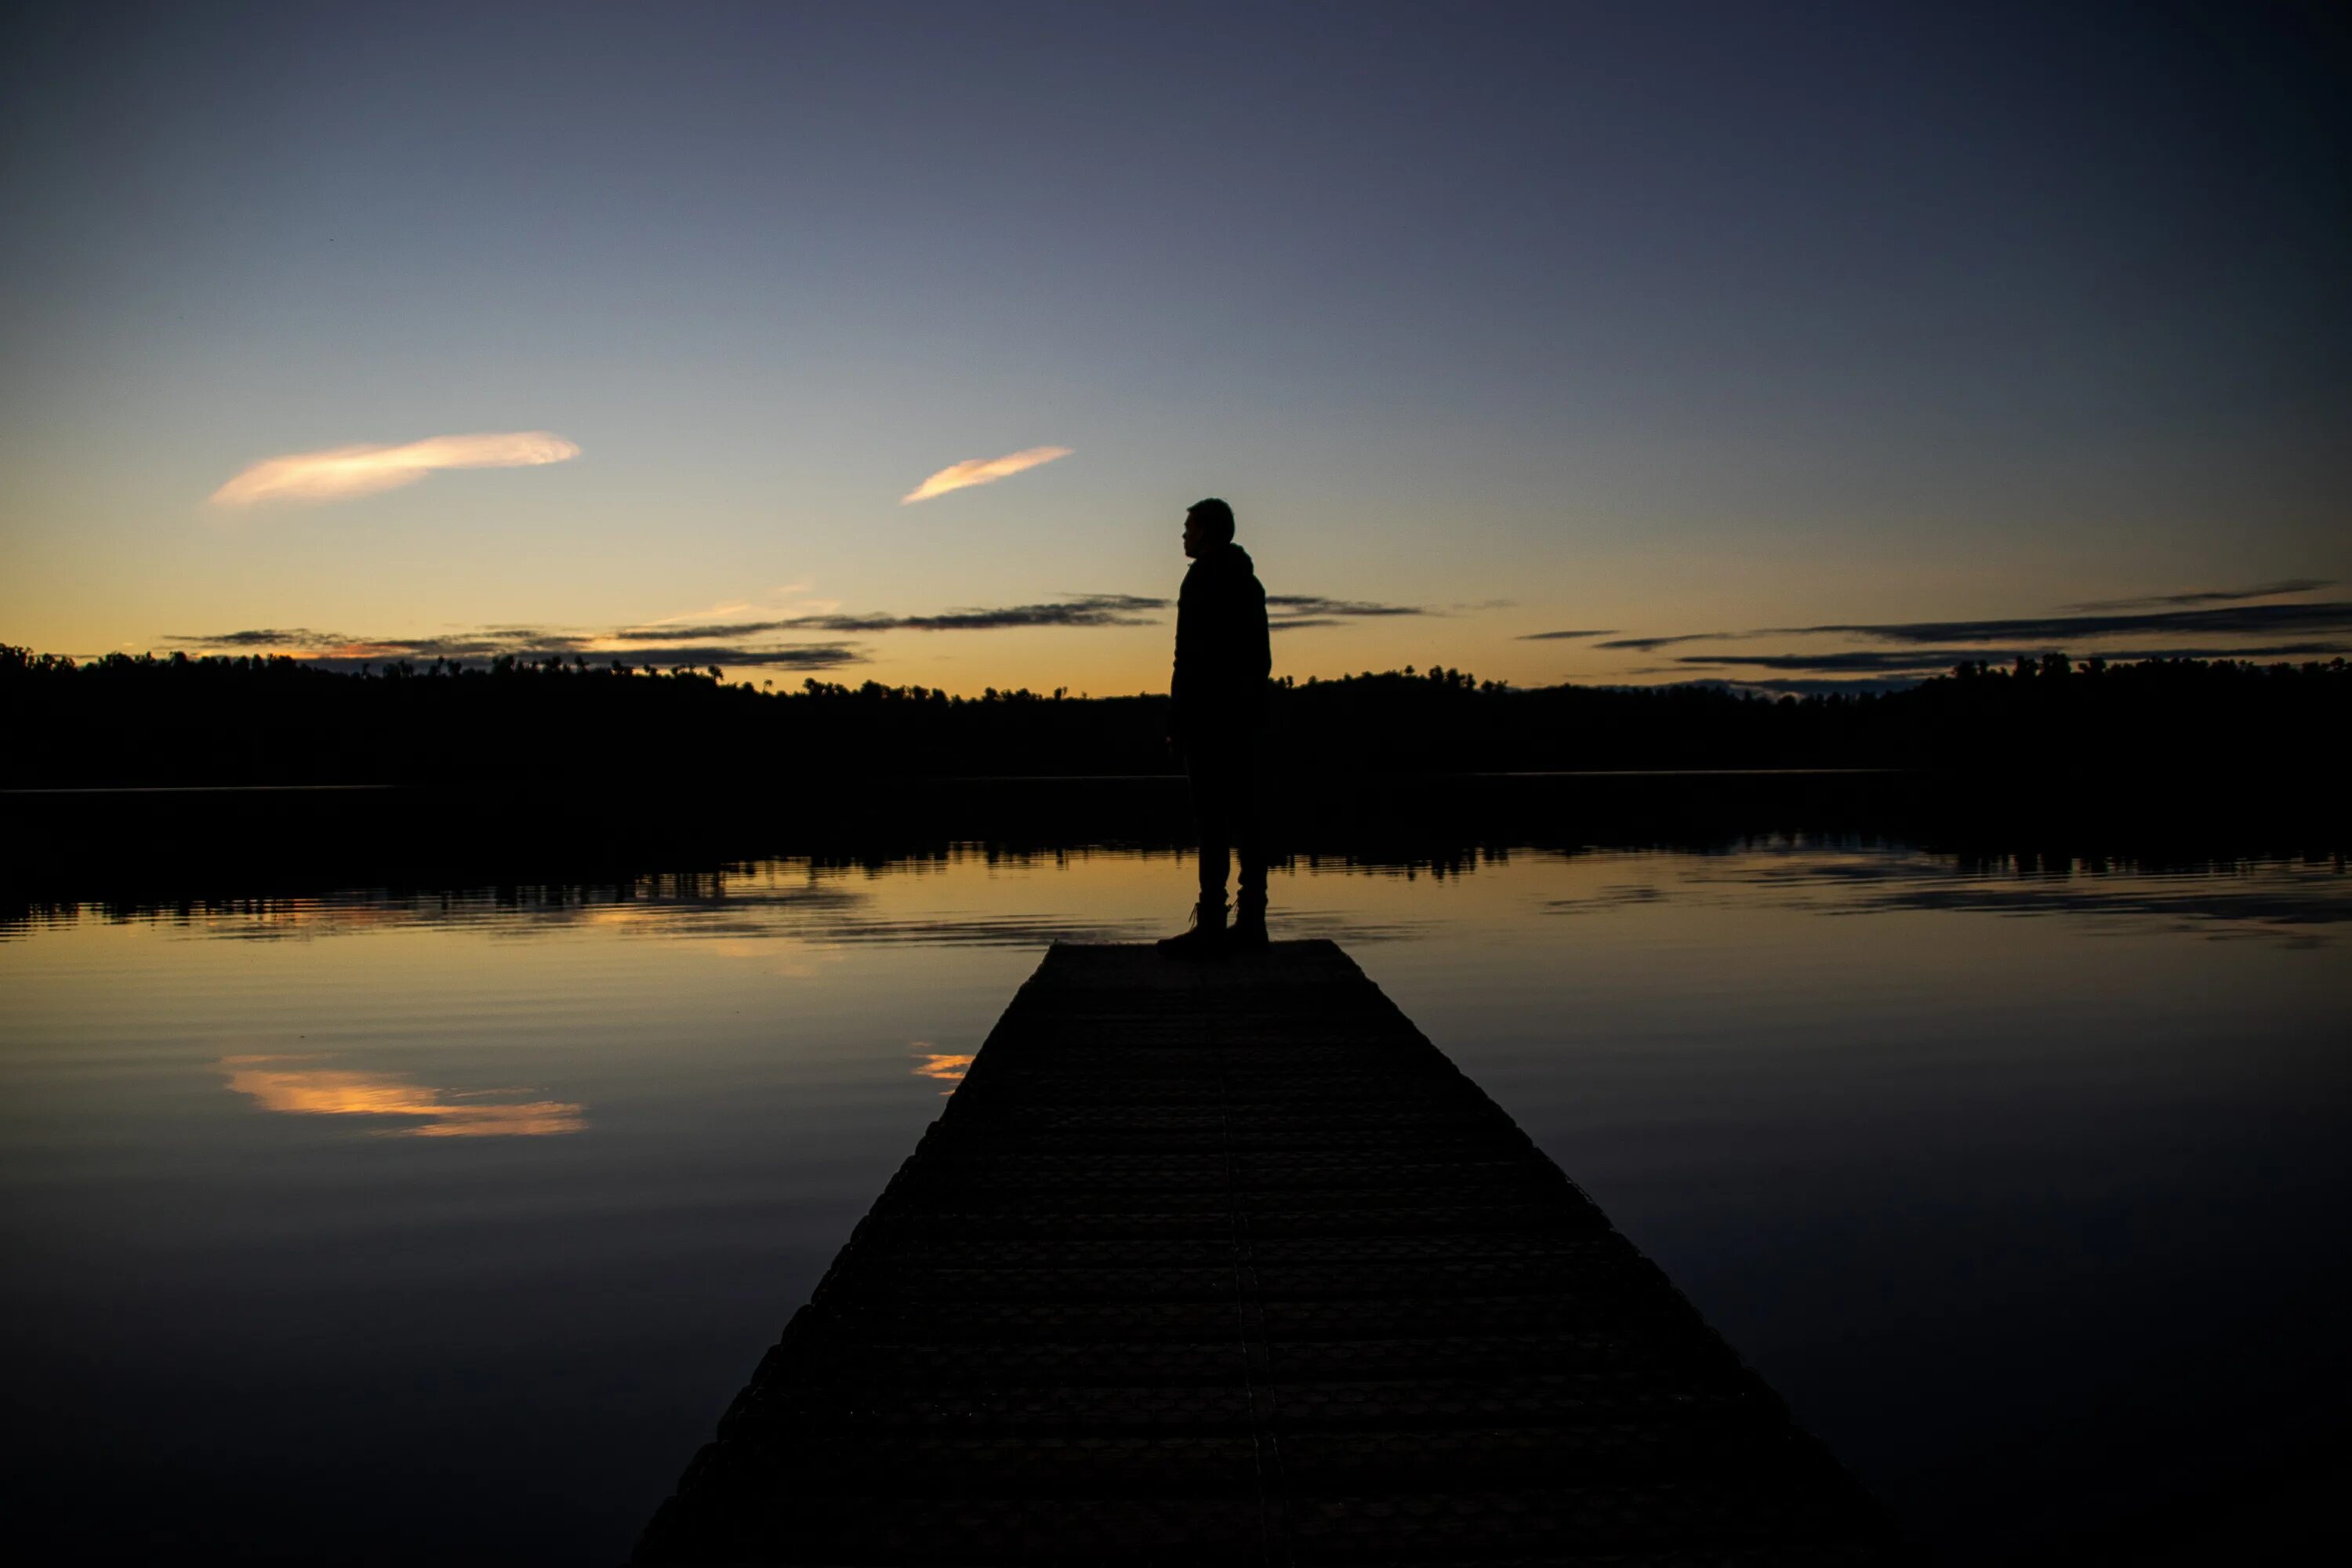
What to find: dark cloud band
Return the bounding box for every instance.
[1591,596,2351,662]
[165,627,864,670]
[1265,595,1427,619]
[1593,633,1733,652]
[586,644,862,669]
[622,593,1170,639]
[2060,579,2332,612]
[168,627,352,650]
[1677,644,2351,675]
[1781,600,2352,645]
[171,587,1436,665]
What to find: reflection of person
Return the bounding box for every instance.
[1160,497,1272,956]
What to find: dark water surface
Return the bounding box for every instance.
[5,837,2347,1563]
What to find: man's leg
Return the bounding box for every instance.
[1160,741,1231,954]
[1191,742,1234,907]
[1232,730,1265,895]
[1229,730,1269,946]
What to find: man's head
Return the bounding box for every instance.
[1182,497,1235,559]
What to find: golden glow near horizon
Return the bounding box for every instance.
[2,10,2339,702]
[901,445,1072,503]
[220,1054,586,1136]
[209,432,581,507]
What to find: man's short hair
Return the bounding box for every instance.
[1188,498,1236,543]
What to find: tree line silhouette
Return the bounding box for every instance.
[3,643,2343,788]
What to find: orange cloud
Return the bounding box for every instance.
[902,445,1072,503]
[910,1048,975,1094]
[221,1054,586,1136]
[210,431,580,506]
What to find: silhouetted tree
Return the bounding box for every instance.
[1,641,2342,787]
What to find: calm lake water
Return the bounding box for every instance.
[4,837,2347,1563]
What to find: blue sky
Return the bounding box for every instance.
[3,1,2345,692]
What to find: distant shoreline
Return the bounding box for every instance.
[6,769,2339,899]
[1,768,1914,797]
[2,782,404,796]
[10,652,2343,789]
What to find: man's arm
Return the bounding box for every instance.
[1247,577,1270,684]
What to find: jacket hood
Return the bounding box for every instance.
[1189,541,1255,575]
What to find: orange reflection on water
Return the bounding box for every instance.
[910,1049,975,1093]
[220,1055,586,1137]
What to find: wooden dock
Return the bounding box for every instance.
[633,942,1904,1564]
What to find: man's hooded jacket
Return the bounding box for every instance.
[1171,540,1271,744]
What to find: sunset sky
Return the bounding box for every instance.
[3,1,2345,695]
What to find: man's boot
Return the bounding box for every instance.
[1157,896,1228,958]
[1229,890,1269,950]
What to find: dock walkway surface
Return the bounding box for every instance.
[633,941,1904,1565]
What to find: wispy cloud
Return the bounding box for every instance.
[1781,601,2352,644]
[579,643,864,670]
[614,593,1168,637]
[1593,632,1734,652]
[2060,579,2332,612]
[629,591,1421,638]
[168,626,864,671]
[165,590,1174,671]
[1587,600,2352,659]
[178,627,351,650]
[626,600,753,630]
[1678,644,2351,676]
[1517,628,1617,641]
[169,586,1454,669]
[1265,594,1428,621]
[1678,649,2028,674]
[902,445,1072,503]
[1254,594,1430,632]
[608,621,810,641]
[210,431,580,506]
[811,592,1165,631]
[1714,677,1929,696]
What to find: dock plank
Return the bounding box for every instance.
[633,940,1904,1564]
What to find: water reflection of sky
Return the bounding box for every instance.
[2,839,2346,1565]
[221,1054,587,1136]
[1674,844,2352,945]
[908,1049,975,1094]
[10,840,2342,949]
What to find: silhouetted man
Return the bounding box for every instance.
[1160,497,1271,956]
